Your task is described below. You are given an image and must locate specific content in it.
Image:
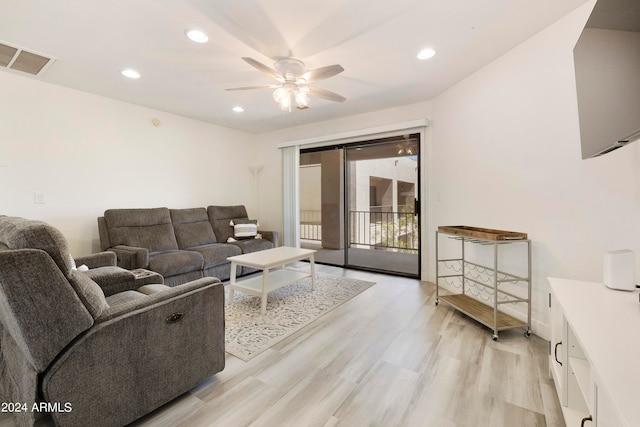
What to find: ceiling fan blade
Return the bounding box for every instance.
[225,84,274,91]
[302,64,344,82]
[241,57,281,80]
[308,86,346,103]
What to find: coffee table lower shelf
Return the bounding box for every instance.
[437,294,528,339]
[230,269,311,296]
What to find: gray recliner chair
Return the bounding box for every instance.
[0,216,225,427]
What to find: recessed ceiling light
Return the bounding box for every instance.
[417,48,436,60]
[232,106,245,113]
[121,69,141,79]
[185,29,208,43]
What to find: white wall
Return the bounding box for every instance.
[256,1,640,338]
[0,71,256,255]
[431,0,640,336]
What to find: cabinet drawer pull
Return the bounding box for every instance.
[554,341,562,366]
[580,415,592,426]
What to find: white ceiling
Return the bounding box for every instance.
[0,0,590,134]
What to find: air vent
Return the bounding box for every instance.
[0,41,55,75]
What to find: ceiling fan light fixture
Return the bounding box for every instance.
[279,94,292,111]
[273,85,311,112]
[273,86,287,102]
[230,56,345,112]
[273,86,293,111]
[295,89,310,109]
[185,29,208,43]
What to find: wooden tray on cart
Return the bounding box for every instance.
[438,225,527,241]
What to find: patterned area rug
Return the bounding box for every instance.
[225,273,375,361]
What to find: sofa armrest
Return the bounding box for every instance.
[259,230,279,247]
[109,245,149,270]
[74,251,117,269]
[41,278,225,427]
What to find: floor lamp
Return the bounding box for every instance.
[249,164,263,219]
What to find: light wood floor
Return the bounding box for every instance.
[2,265,565,427]
[133,264,564,427]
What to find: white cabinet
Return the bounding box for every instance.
[548,278,638,426]
[549,290,564,404]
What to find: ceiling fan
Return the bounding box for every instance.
[226,57,346,111]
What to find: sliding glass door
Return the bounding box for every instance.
[345,137,419,275]
[299,134,420,277]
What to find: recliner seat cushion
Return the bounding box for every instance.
[187,243,241,269]
[148,250,203,277]
[229,238,274,254]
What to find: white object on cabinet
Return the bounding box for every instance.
[603,249,635,291]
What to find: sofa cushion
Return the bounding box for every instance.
[104,290,146,306]
[148,250,203,277]
[229,238,274,254]
[187,243,241,269]
[170,208,217,248]
[207,205,249,243]
[136,284,172,295]
[104,208,178,252]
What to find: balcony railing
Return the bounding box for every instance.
[300,208,418,252]
[300,210,322,241]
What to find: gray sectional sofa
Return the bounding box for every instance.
[0,215,225,427]
[98,205,278,286]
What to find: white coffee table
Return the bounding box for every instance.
[227,246,317,314]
